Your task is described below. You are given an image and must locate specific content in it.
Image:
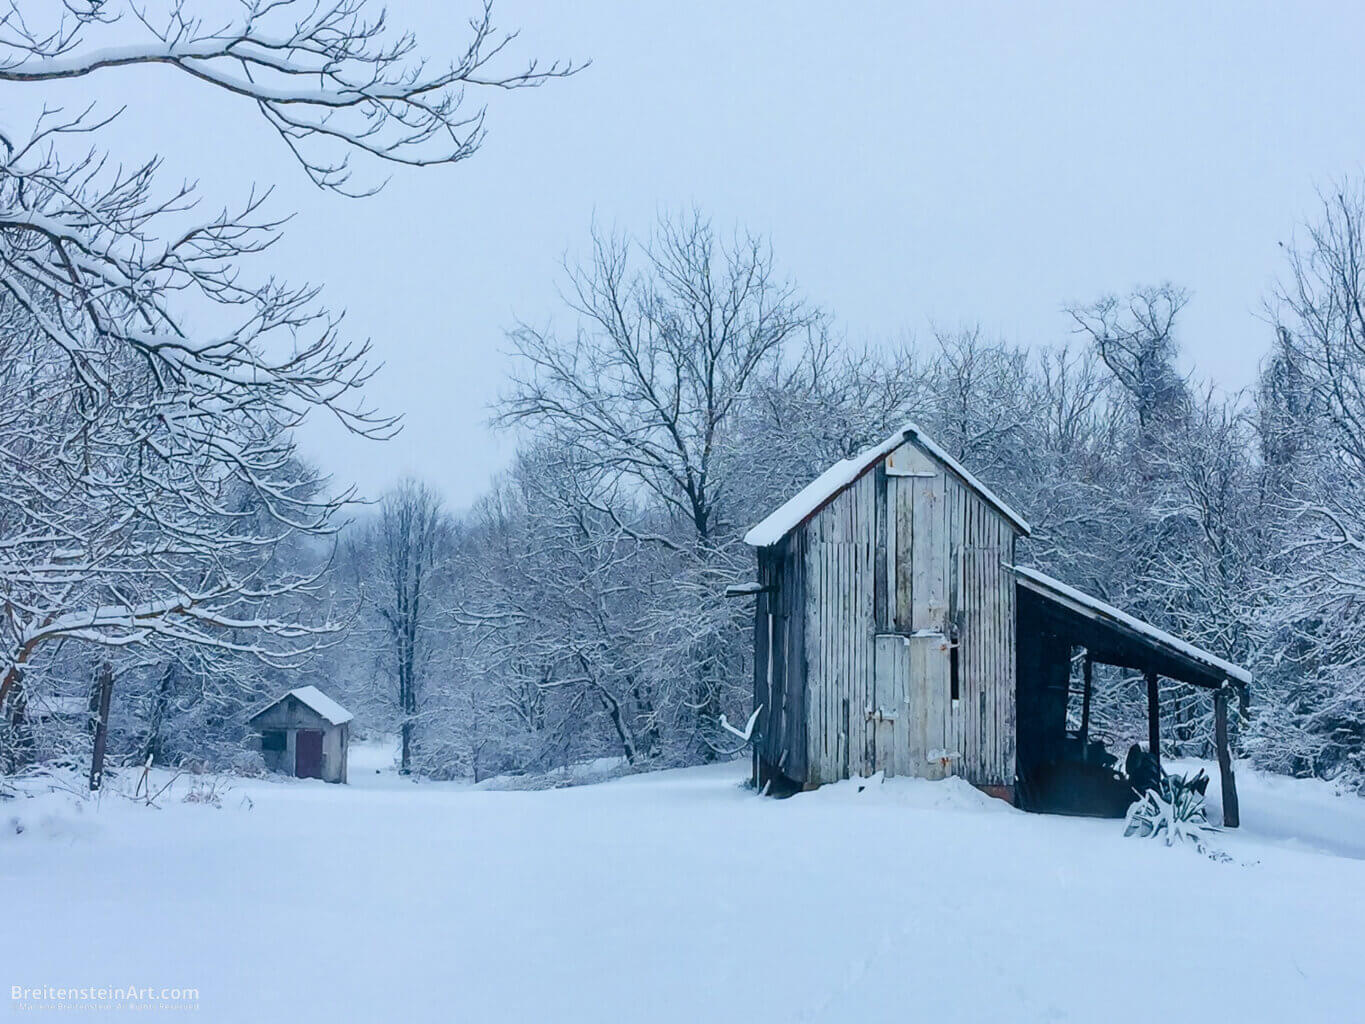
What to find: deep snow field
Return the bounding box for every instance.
[5,741,1365,1023]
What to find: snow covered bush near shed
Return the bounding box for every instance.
[1123,770,1218,853]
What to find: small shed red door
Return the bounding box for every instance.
[295,730,323,779]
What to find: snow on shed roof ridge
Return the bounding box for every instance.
[287,686,354,725]
[904,424,1031,535]
[743,430,903,548]
[743,422,1031,548]
[250,685,354,726]
[1013,565,1252,685]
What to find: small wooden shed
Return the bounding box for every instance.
[742,422,1250,821]
[743,423,1029,797]
[249,686,353,784]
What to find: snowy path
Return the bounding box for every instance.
[5,751,1364,1022]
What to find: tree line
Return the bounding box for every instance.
[312,193,1365,791]
[1,2,1362,794]
[0,0,572,782]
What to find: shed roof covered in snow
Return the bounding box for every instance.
[1014,565,1251,688]
[249,686,354,726]
[744,422,1031,548]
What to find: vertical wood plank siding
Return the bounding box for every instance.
[755,438,1017,789]
[799,468,879,783]
[755,535,809,785]
[948,476,1017,787]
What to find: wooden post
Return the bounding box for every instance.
[88,661,114,791]
[1145,670,1160,775]
[752,584,766,791]
[1214,685,1240,828]
[1079,654,1094,748]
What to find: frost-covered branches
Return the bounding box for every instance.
[1274,184,1365,469]
[500,212,818,545]
[0,0,578,193]
[347,480,455,773]
[496,213,819,759]
[1067,284,1192,449]
[0,287,343,710]
[451,446,672,771]
[0,0,567,744]
[1243,182,1365,783]
[0,120,362,709]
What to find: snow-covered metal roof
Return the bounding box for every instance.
[743,422,1031,547]
[1014,565,1252,686]
[250,685,354,726]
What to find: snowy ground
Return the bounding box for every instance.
[5,743,1365,1023]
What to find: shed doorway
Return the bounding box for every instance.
[295,729,323,779]
[872,632,953,779]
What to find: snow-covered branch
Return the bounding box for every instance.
[0,1,580,194]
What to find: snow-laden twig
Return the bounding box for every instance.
[718,705,762,742]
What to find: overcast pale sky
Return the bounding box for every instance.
[71,1,1365,509]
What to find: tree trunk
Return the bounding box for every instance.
[3,677,35,773]
[597,688,637,764]
[631,682,662,760]
[88,661,114,791]
[142,662,175,765]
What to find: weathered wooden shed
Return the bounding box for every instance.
[249,686,353,784]
[742,423,1250,822]
[743,423,1029,798]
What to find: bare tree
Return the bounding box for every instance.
[358,480,452,774]
[0,1,577,194]
[1274,184,1365,469]
[453,445,666,770]
[500,211,817,546]
[925,326,1032,481]
[498,212,817,756]
[1246,181,1365,779]
[1013,343,1123,582]
[1067,284,1192,449]
[0,1,571,722]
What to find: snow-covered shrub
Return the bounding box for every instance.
[226,748,269,779]
[1123,770,1216,851]
[181,779,227,808]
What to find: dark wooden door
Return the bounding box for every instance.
[295,730,323,779]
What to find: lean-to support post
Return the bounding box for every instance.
[1214,684,1240,828]
[1146,670,1160,775]
[1079,654,1093,747]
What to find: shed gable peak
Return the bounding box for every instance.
[248,685,354,727]
[743,422,1031,548]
